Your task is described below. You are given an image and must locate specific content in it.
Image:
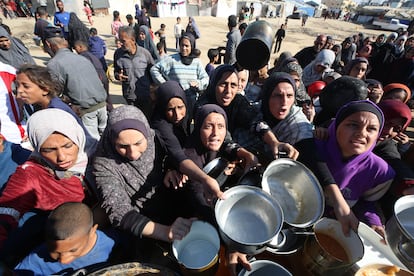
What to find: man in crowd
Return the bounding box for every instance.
[224,15,241,65]
[294,34,327,68]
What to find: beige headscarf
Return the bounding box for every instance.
[27,108,87,174]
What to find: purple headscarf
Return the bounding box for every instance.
[316,100,395,226]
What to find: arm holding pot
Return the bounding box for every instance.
[226,250,252,276]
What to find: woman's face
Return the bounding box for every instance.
[215,71,238,107]
[180,38,191,57]
[349,62,368,79]
[115,129,148,161]
[40,133,79,170]
[16,72,49,106]
[268,82,295,120]
[139,31,146,41]
[200,112,226,152]
[336,111,380,159]
[237,70,248,92]
[166,97,186,124]
[0,36,11,50]
[367,84,383,103]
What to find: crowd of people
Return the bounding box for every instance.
[0,3,413,275]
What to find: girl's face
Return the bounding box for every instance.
[215,72,238,107]
[16,72,49,107]
[268,82,295,120]
[115,129,148,161]
[40,133,79,170]
[139,31,146,41]
[200,112,226,152]
[180,38,191,57]
[336,111,380,159]
[166,97,186,124]
[349,62,368,79]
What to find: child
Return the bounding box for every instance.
[174,17,182,50]
[111,10,123,39]
[154,23,167,54]
[205,48,219,76]
[15,202,115,275]
[83,3,93,25]
[88,27,108,72]
[156,41,166,59]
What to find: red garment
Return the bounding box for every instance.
[0,160,85,247]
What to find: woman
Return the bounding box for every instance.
[151,81,226,195]
[340,37,356,68]
[0,108,88,263]
[196,64,298,162]
[93,105,195,244]
[261,72,335,187]
[179,104,255,275]
[0,26,35,68]
[365,78,384,104]
[316,100,395,237]
[302,49,335,87]
[343,57,369,80]
[15,64,97,155]
[138,25,159,61]
[150,32,209,121]
[387,45,414,90]
[185,17,200,47]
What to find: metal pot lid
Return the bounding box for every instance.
[261,159,324,228]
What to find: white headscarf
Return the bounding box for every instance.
[27,108,87,174]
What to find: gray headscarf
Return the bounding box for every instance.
[27,108,87,174]
[302,49,335,87]
[93,105,159,225]
[0,26,35,68]
[280,60,310,102]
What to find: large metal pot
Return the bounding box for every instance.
[235,20,274,71]
[215,186,284,255]
[238,260,292,276]
[261,159,325,228]
[386,195,414,272]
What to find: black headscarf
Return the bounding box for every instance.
[205,64,238,101]
[180,32,197,65]
[261,72,296,127]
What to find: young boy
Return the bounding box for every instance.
[15,202,115,275]
[88,27,107,72]
[154,23,167,54]
[205,48,219,76]
[174,17,182,51]
[156,41,167,59]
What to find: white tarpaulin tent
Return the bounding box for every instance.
[157,0,187,17]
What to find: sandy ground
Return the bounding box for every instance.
[3,14,387,105]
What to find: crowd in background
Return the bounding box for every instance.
[0,2,413,275]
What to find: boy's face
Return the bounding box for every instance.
[47,225,97,264]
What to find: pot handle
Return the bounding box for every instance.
[398,241,414,262]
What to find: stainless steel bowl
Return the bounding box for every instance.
[261,159,325,228]
[215,186,284,255]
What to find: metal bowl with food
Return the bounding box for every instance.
[261,159,324,228]
[355,264,414,276]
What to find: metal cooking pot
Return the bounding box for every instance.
[172,221,220,275]
[203,157,229,187]
[215,186,284,255]
[261,159,324,228]
[236,20,273,70]
[386,195,414,272]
